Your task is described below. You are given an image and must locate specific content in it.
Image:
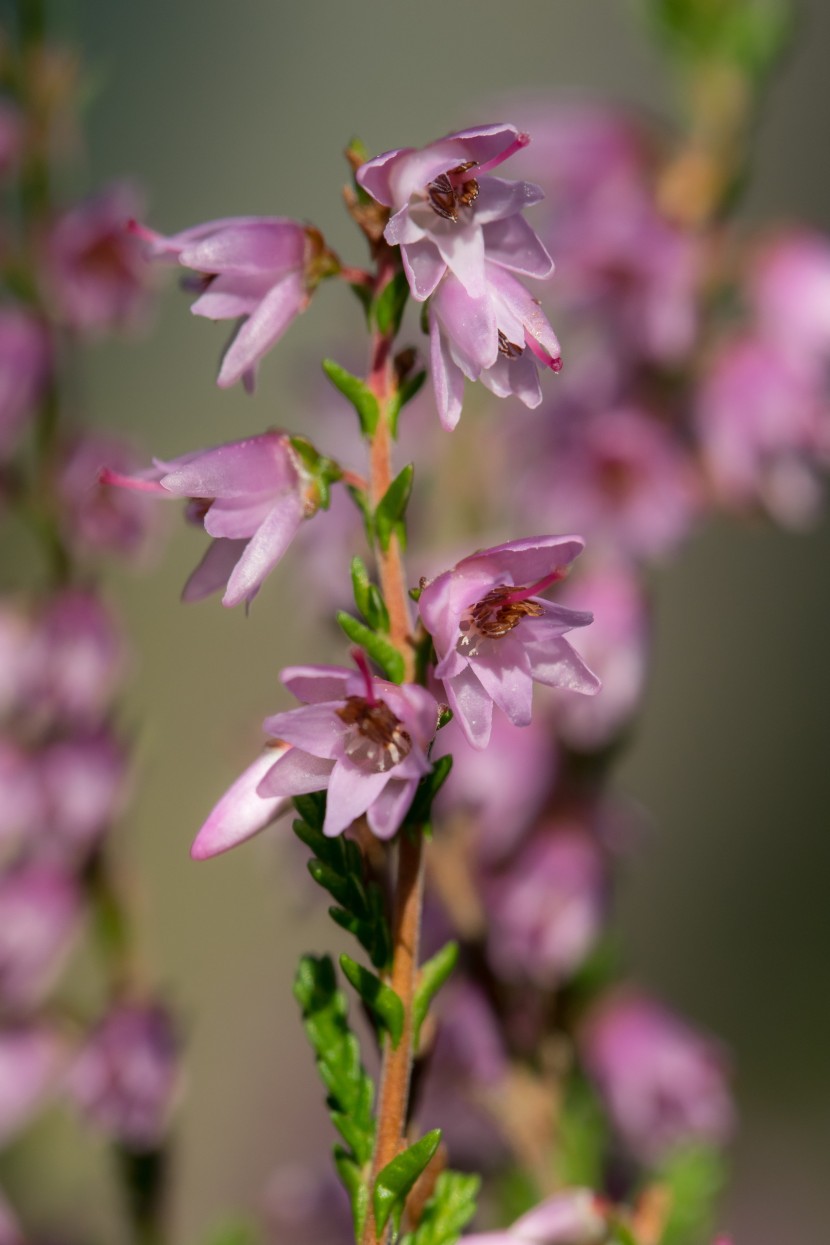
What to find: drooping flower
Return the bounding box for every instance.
[103,431,331,607]
[552,562,650,750]
[429,263,561,430]
[0,867,82,1014]
[696,335,830,527]
[418,536,599,749]
[357,124,552,303]
[191,745,292,860]
[0,308,50,461]
[44,184,149,334]
[56,433,160,560]
[68,1002,179,1150]
[256,657,439,839]
[581,989,735,1163]
[134,215,334,389]
[461,1189,606,1245]
[485,826,607,988]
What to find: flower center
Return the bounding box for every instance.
[458,584,543,650]
[336,695,412,773]
[498,330,524,359]
[427,162,480,222]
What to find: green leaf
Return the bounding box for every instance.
[413,942,458,1049]
[375,464,414,553]
[373,269,410,337]
[337,611,405,684]
[334,1148,371,1242]
[401,1170,480,1245]
[657,1144,726,1245]
[351,556,390,632]
[329,904,390,971]
[307,857,367,913]
[340,954,405,1046]
[322,358,380,437]
[292,792,327,832]
[374,1129,442,1235]
[555,1074,607,1190]
[294,955,375,1173]
[389,370,427,438]
[404,756,453,830]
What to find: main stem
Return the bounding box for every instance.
[361,262,424,1245]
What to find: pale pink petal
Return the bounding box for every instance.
[280,665,352,703]
[435,223,487,300]
[401,238,447,301]
[203,495,275,539]
[189,272,271,320]
[461,535,585,587]
[161,432,294,499]
[384,207,426,247]
[524,635,601,694]
[471,176,545,224]
[181,538,247,602]
[430,317,465,432]
[262,703,344,759]
[257,749,334,797]
[323,763,390,837]
[472,637,534,725]
[433,276,498,372]
[367,778,418,839]
[483,214,554,278]
[445,666,494,750]
[222,497,305,606]
[191,748,291,860]
[217,272,307,388]
[178,219,304,275]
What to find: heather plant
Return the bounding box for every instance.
[0,0,827,1243]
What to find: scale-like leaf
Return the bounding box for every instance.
[374,1129,443,1235]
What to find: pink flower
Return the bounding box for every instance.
[136,215,329,389]
[0,867,82,1014]
[462,1190,606,1245]
[524,405,701,562]
[581,989,735,1164]
[0,309,50,461]
[357,124,552,302]
[38,729,129,861]
[191,746,292,860]
[433,711,557,863]
[257,659,439,839]
[750,230,830,372]
[418,536,600,749]
[0,743,42,864]
[430,264,561,429]
[56,434,160,560]
[552,562,650,751]
[45,184,149,334]
[696,335,830,527]
[103,431,321,607]
[486,827,607,988]
[27,590,125,729]
[0,1024,66,1146]
[68,1003,179,1150]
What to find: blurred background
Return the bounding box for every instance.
[5,1,829,1242]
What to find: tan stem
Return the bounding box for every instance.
[361,829,425,1245]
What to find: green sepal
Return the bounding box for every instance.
[340,953,405,1046]
[389,370,427,438]
[373,1129,443,1236]
[375,464,414,553]
[288,436,343,510]
[373,269,410,337]
[436,706,452,730]
[351,556,390,632]
[412,941,458,1050]
[337,611,405,684]
[403,756,453,830]
[400,1170,480,1245]
[322,358,380,437]
[346,136,372,204]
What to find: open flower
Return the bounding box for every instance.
[134,216,333,389]
[103,431,324,607]
[357,124,552,301]
[256,657,439,839]
[419,536,599,749]
[430,263,561,429]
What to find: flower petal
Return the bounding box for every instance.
[445,665,494,750]
[323,763,390,837]
[483,214,554,279]
[222,496,305,607]
[181,538,247,602]
[161,432,295,499]
[190,747,291,860]
[472,176,545,225]
[280,665,352,703]
[471,636,534,725]
[179,219,305,275]
[257,749,334,797]
[262,702,345,759]
[217,271,307,388]
[366,778,418,839]
[430,316,465,432]
[524,635,601,694]
[401,238,447,301]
